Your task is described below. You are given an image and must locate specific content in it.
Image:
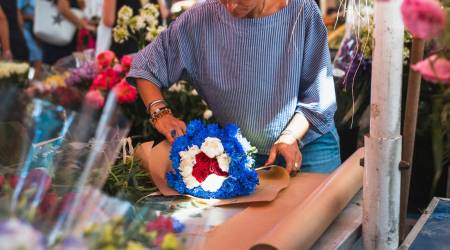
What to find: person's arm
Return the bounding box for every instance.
[101,0,116,27]
[57,0,95,31]
[128,22,193,143]
[0,6,12,60]
[156,0,170,21]
[265,1,336,173]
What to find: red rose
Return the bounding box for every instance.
[0,175,4,192]
[96,50,116,69]
[120,55,133,72]
[39,191,58,215]
[54,192,76,218]
[85,90,105,108]
[54,87,82,106]
[9,175,19,189]
[112,79,137,104]
[24,168,52,194]
[91,69,121,90]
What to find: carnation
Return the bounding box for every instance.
[85,90,105,108]
[201,137,224,158]
[120,55,133,72]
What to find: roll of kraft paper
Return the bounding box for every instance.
[252,148,364,250]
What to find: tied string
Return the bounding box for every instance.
[120,137,135,164]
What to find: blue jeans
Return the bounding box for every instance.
[255,128,341,173]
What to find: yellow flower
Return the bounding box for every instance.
[43,75,66,88]
[113,25,130,43]
[126,241,145,250]
[161,233,179,250]
[118,6,133,25]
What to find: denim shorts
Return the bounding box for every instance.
[255,127,341,173]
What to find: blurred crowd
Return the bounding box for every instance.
[0,0,171,79]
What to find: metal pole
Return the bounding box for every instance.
[399,38,425,242]
[363,0,404,248]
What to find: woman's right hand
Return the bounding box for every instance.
[153,114,186,144]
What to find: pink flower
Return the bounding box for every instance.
[112,79,137,104]
[401,0,447,39]
[96,50,116,69]
[120,55,133,72]
[411,55,450,84]
[91,69,121,90]
[85,90,105,108]
[146,215,174,234]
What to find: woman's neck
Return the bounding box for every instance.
[248,0,289,18]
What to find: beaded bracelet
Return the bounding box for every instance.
[150,107,172,126]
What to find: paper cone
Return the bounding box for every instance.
[252,148,364,250]
[135,141,290,205]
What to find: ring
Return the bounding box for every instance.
[294,162,300,171]
[170,130,177,137]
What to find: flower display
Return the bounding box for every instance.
[412,55,450,84]
[113,3,166,49]
[401,0,447,40]
[167,120,259,199]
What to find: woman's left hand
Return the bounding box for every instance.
[265,134,302,174]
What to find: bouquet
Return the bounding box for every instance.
[0,61,29,88]
[113,3,166,50]
[167,120,259,199]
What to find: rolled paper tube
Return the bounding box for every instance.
[252,148,364,250]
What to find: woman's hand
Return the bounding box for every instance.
[153,114,186,144]
[265,134,302,174]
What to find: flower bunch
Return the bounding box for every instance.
[402,0,450,84]
[85,51,137,108]
[167,120,259,199]
[113,3,166,49]
[0,62,29,79]
[82,215,184,250]
[0,61,29,88]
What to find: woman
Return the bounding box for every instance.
[100,0,170,58]
[128,0,341,173]
[41,0,95,65]
[0,0,29,61]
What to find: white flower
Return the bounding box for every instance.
[0,219,45,250]
[217,153,230,172]
[184,176,200,189]
[168,83,184,92]
[113,25,130,43]
[179,146,201,189]
[201,137,224,158]
[201,174,227,192]
[236,132,253,153]
[203,109,213,120]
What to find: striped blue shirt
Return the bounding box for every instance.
[128,0,336,154]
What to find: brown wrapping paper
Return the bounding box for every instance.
[135,141,290,206]
[203,148,364,250]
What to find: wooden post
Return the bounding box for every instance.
[362,0,404,248]
[399,38,425,242]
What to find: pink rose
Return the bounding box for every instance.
[85,90,105,108]
[401,0,447,39]
[120,55,133,72]
[411,55,450,84]
[96,50,116,69]
[112,79,138,104]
